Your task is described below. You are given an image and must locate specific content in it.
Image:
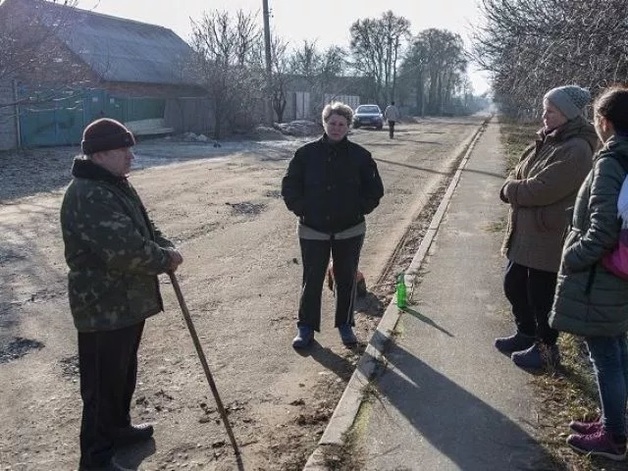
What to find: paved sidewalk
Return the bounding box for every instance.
[305,119,555,470]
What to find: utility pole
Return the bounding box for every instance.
[262,0,274,125]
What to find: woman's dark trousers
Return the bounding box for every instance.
[503,260,558,345]
[298,235,364,331]
[78,321,145,468]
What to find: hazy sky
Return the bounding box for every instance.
[75,0,490,93]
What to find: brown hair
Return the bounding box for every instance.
[594,85,628,135]
[321,102,353,124]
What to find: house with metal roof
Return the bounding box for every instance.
[0,0,209,148]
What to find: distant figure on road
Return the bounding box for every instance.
[281,102,384,349]
[60,118,184,470]
[495,85,597,369]
[550,86,628,461]
[384,101,400,139]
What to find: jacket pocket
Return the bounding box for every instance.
[127,275,161,316]
[68,270,126,317]
[536,204,569,233]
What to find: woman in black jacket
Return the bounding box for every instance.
[281,102,384,348]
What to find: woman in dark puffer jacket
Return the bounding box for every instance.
[281,102,384,348]
[550,86,628,461]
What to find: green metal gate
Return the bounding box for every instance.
[18,87,85,147]
[18,86,166,148]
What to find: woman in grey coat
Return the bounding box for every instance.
[495,85,598,369]
[550,86,628,461]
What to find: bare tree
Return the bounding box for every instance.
[398,29,467,115]
[288,41,347,118]
[349,11,410,104]
[380,11,411,101]
[318,45,348,100]
[473,0,628,119]
[398,35,429,115]
[289,40,323,89]
[320,46,347,81]
[190,9,264,139]
[0,0,80,109]
[0,0,90,149]
[350,18,385,103]
[269,35,289,122]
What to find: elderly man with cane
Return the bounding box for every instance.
[60,118,183,471]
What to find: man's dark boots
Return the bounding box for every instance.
[112,423,154,447]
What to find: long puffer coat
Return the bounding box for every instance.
[550,137,628,336]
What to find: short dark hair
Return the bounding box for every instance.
[594,86,628,135]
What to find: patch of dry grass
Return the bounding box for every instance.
[499,120,537,172]
[529,334,626,470]
[319,393,375,471]
[320,428,365,471]
[483,216,507,233]
[318,358,389,470]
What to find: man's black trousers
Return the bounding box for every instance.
[78,321,144,467]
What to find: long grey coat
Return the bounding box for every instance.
[549,137,628,336]
[501,117,598,272]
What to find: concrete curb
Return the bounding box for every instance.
[303,117,490,470]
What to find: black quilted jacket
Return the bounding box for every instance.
[281,135,384,233]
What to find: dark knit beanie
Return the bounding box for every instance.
[544,85,591,120]
[81,118,135,155]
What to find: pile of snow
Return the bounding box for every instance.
[253,126,288,140]
[182,132,211,143]
[273,120,322,137]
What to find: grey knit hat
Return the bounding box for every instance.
[544,85,591,120]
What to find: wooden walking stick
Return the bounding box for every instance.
[168,272,240,456]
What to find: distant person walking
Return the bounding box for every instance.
[550,86,628,461]
[60,118,184,470]
[384,101,400,139]
[495,85,597,369]
[281,102,384,349]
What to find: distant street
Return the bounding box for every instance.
[0,116,486,470]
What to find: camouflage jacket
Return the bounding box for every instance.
[60,158,174,332]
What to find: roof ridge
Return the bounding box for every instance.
[27,0,178,35]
